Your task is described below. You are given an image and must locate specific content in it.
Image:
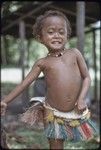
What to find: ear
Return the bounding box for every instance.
[37,35,42,43]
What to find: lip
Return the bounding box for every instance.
[51,41,62,44]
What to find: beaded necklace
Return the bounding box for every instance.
[47,48,65,57]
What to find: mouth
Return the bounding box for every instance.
[51,41,62,45]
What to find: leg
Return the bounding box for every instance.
[48,139,64,149]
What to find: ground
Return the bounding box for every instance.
[2,121,100,149]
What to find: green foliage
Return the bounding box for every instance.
[84,32,93,67]
[28,40,48,66]
[1,36,20,67]
[6,36,20,65]
[1,35,48,67]
[68,37,77,49]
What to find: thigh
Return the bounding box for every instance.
[48,139,64,149]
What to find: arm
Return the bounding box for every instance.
[74,49,91,110]
[2,59,43,104]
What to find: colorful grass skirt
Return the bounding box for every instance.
[44,106,98,142]
[20,99,99,142]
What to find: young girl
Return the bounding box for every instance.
[1,10,98,149]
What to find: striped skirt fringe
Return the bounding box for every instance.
[45,115,98,142]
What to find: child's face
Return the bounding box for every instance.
[40,16,67,51]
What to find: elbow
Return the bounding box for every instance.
[86,75,91,86]
[83,74,91,86]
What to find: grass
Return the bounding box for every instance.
[6,125,100,150]
[7,126,49,149]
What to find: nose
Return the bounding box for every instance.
[54,32,60,38]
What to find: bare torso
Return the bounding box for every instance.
[41,49,82,112]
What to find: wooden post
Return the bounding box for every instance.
[19,20,25,80]
[26,40,31,68]
[92,29,97,101]
[19,20,29,107]
[1,36,7,65]
[76,2,85,55]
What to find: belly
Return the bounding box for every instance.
[45,71,82,111]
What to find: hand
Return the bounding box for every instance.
[0,102,7,116]
[76,99,87,113]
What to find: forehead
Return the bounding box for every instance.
[43,16,67,28]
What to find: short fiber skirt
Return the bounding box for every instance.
[44,104,98,142]
[20,98,98,142]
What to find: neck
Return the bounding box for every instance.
[48,48,65,57]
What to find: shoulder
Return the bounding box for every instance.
[36,58,45,65]
[34,57,46,68]
[71,48,83,58]
[65,48,84,61]
[65,48,82,56]
[71,48,81,54]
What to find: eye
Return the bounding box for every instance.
[59,29,65,35]
[48,31,53,34]
[47,29,54,34]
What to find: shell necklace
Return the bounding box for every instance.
[47,48,65,57]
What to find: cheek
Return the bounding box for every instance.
[39,33,47,44]
[63,36,67,43]
[42,34,52,44]
[40,36,49,46]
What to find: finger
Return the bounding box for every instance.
[2,103,7,108]
[78,107,87,112]
[1,107,6,116]
[1,110,6,116]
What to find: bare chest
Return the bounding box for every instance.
[43,52,79,76]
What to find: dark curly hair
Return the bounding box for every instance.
[33,10,71,40]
